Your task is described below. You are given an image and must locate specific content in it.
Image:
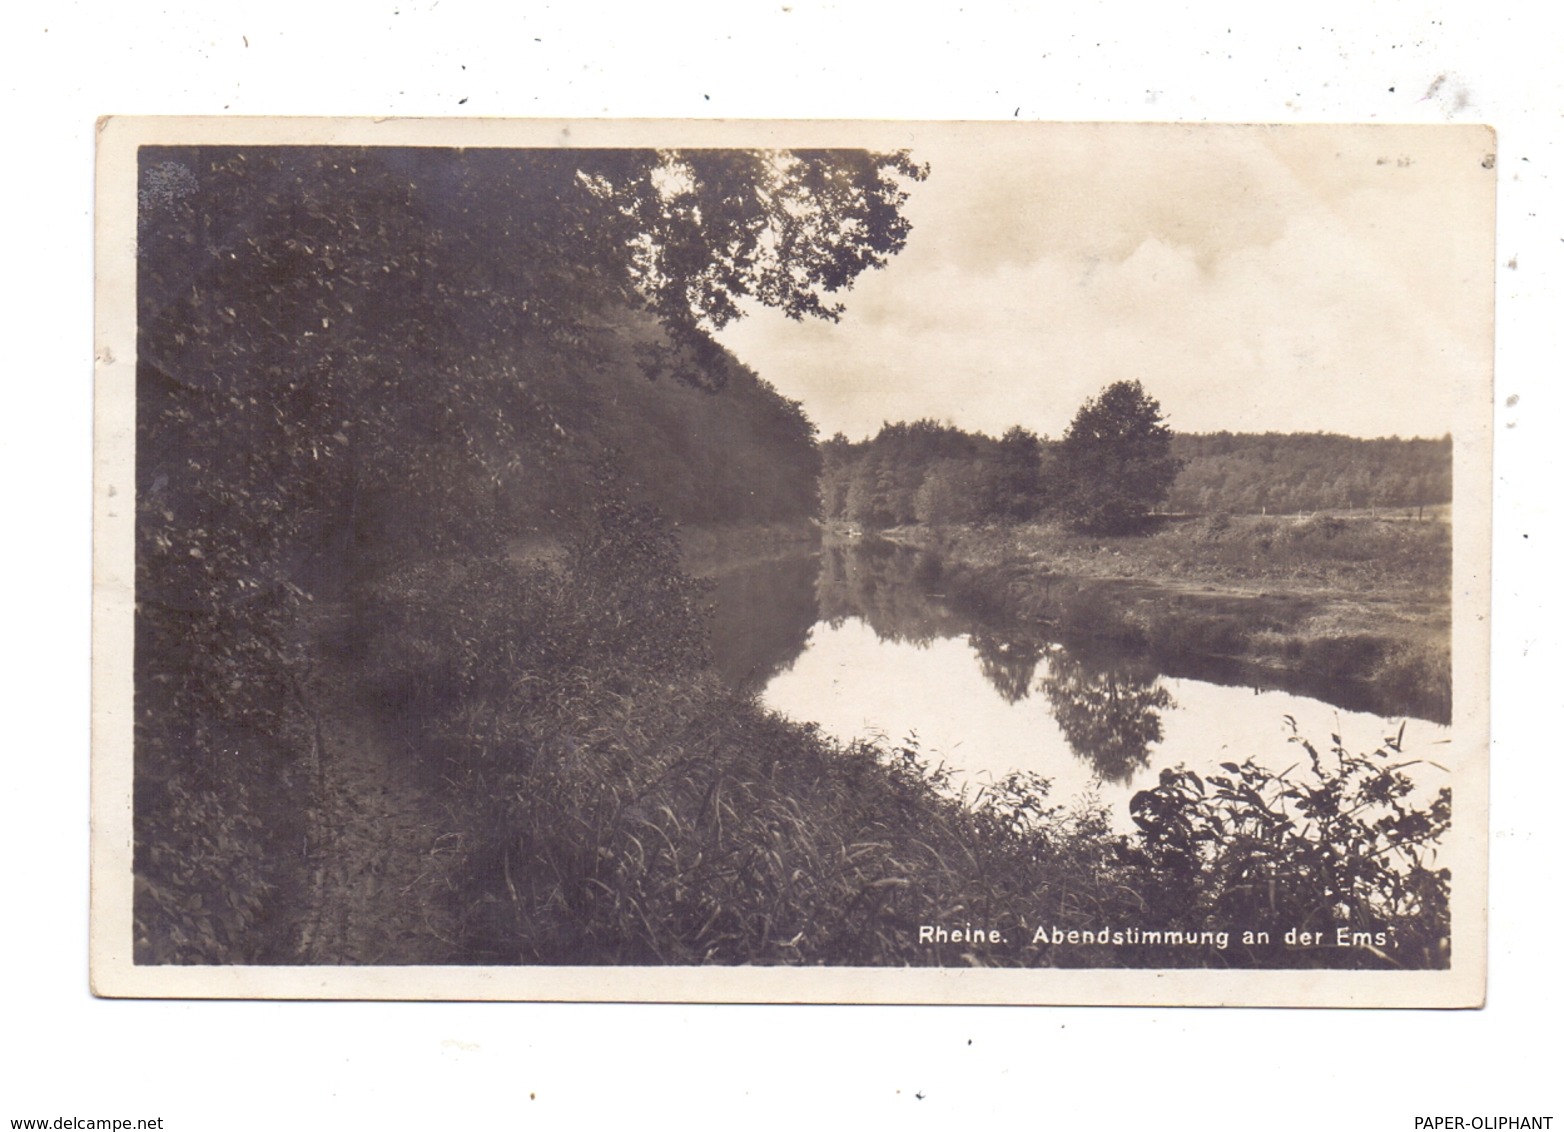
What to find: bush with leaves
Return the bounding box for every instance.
[1126,718,1451,968]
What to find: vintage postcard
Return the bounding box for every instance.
[93,117,1493,1004]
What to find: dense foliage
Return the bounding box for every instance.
[820,421,1047,529]
[820,382,1181,534]
[1127,720,1451,968]
[822,417,1452,534]
[133,144,923,962]
[1167,431,1452,516]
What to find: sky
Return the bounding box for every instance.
[716,123,1495,442]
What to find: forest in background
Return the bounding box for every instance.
[1166,432,1452,517]
[821,422,1453,531]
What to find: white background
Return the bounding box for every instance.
[4,2,1559,1127]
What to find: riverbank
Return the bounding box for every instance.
[877,513,1451,722]
[259,501,1454,970]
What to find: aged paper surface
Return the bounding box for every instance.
[93,116,1492,1004]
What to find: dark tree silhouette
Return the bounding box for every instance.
[992,425,1046,521]
[1053,380,1183,534]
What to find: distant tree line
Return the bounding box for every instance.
[821,387,1452,534]
[821,380,1179,534]
[820,420,1046,530]
[1165,432,1452,516]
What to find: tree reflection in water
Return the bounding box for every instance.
[968,632,1044,705]
[815,541,967,646]
[725,540,1175,785]
[812,540,1176,785]
[1039,650,1175,785]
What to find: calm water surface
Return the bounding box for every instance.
[707,539,1449,831]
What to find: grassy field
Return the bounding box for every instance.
[887,511,1451,722]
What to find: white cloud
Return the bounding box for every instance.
[717,125,1490,440]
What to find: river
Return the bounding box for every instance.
[705,537,1450,832]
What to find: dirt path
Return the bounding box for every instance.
[296,653,461,965]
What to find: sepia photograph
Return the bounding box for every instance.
[93,117,1492,1004]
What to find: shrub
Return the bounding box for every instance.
[1200,510,1233,541]
[1126,719,1450,968]
[1299,633,1384,680]
[1142,605,1251,659]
